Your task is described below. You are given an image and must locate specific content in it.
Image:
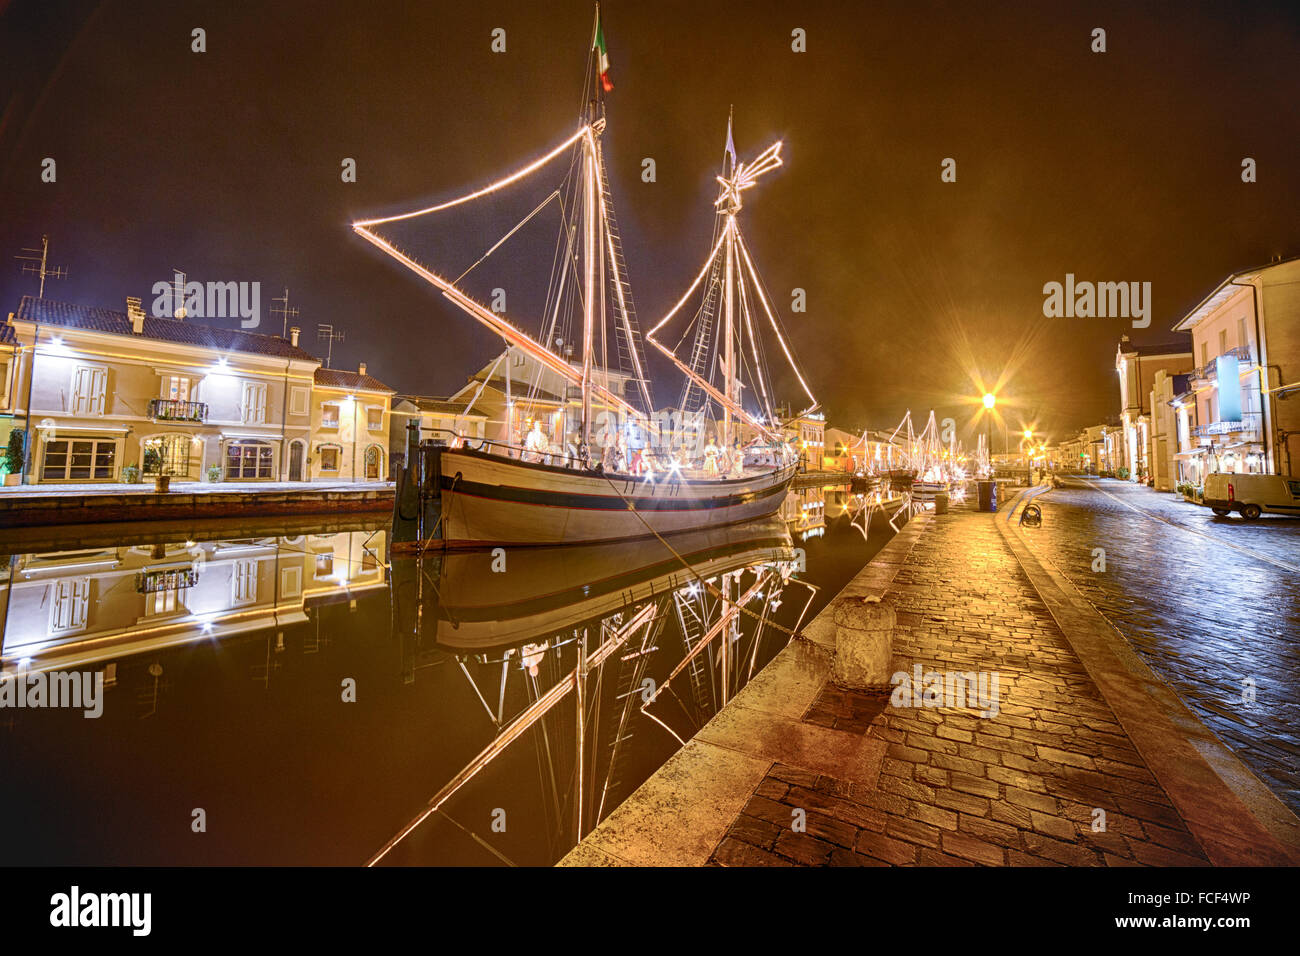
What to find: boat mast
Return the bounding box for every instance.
[722,227,735,449]
[719,109,738,450]
[579,5,604,457]
[581,133,597,454]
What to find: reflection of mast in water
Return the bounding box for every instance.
[376,516,810,864]
[136,661,168,719]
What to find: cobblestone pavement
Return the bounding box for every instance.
[1018,477,1300,811]
[708,505,1212,866]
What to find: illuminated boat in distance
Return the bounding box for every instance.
[885,469,917,489]
[910,480,946,503]
[391,516,795,652]
[356,23,815,551]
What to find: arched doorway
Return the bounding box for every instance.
[364,444,383,480]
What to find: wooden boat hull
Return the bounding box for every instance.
[432,446,798,549]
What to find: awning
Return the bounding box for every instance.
[1173,448,1208,459]
[220,432,283,441]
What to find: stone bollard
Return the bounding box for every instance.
[832,594,896,689]
[934,492,949,514]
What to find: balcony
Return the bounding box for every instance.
[136,566,199,594]
[149,399,208,423]
[1192,411,1262,440]
[1190,345,1254,382]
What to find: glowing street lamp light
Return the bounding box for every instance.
[1020,428,1035,469]
[982,393,996,410]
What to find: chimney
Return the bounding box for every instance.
[289,326,300,347]
[126,297,145,334]
[358,362,367,376]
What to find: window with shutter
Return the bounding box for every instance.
[71,365,108,415]
[232,560,257,605]
[50,578,91,633]
[241,382,267,424]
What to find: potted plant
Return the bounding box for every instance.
[122,462,141,484]
[206,464,223,483]
[3,430,24,486]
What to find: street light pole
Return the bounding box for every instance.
[982,393,996,476]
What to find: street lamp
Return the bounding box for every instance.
[982,393,996,475]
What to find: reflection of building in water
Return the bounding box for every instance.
[781,485,826,539]
[0,528,387,673]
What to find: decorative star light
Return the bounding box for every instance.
[715,141,783,213]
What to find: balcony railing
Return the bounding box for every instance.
[136,566,199,594]
[1192,411,1262,439]
[149,399,208,423]
[1191,345,1254,382]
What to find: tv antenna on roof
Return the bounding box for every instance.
[15,236,68,297]
[170,269,188,319]
[271,288,300,339]
[317,323,344,368]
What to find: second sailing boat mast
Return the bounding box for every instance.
[581,124,598,455]
[720,111,737,451]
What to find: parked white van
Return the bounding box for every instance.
[1202,473,1300,520]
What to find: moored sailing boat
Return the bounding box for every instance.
[357,12,815,550]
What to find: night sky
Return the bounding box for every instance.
[3,0,1298,447]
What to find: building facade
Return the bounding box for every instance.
[1114,335,1193,482]
[389,395,489,461]
[1170,257,1300,479]
[822,426,860,471]
[310,365,395,482]
[5,297,319,484]
[784,410,825,472]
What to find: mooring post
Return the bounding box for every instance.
[832,594,896,689]
[392,420,422,545]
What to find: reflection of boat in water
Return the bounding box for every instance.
[378,508,811,863]
[849,473,878,495]
[392,515,794,652]
[885,468,917,490]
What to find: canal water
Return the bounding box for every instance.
[0,486,902,866]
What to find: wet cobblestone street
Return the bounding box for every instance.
[708,504,1214,866]
[1020,477,1300,810]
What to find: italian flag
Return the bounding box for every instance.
[594,17,613,92]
